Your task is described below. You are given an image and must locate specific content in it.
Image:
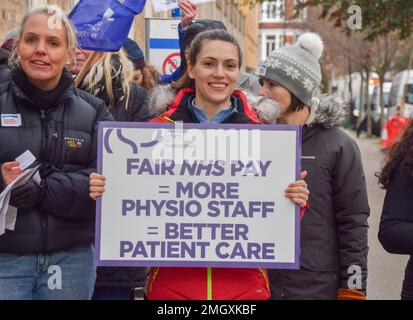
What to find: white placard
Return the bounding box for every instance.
[96,122,301,269]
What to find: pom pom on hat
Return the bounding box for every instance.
[297,32,324,60]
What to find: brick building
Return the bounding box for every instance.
[0,1,259,73]
[258,0,308,63]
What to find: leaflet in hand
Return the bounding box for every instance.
[0,165,41,236]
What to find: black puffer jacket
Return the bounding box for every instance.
[379,162,413,300]
[269,95,370,299]
[0,48,10,83]
[0,71,113,254]
[106,83,153,122]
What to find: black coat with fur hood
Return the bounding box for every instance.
[268,95,370,300]
[149,86,369,299]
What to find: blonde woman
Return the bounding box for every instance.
[75,49,153,300]
[76,50,154,122]
[0,5,113,299]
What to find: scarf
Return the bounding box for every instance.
[11,66,74,110]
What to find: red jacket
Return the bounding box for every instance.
[146,88,270,300]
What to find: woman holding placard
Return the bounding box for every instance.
[90,29,309,300]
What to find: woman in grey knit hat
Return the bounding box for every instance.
[258,33,370,300]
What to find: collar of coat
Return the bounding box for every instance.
[149,85,347,128]
[149,85,281,124]
[305,94,348,129]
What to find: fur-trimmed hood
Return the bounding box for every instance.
[149,85,281,124]
[305,94,348,128]
[149,85,347,127]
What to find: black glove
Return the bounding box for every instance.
[10,179,45,210]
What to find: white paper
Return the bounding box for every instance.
[5,206,17,231]
[15,150,36,171]
[151,0,215,13]
[0,165,40,236]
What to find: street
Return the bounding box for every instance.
[347,130,409,300]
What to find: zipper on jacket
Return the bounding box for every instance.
[39,110,49,161]
[259,268,270,290]
[39,109,48,253]
[148,267,160,292]
[207,267,212,300]
[161,115,175,123]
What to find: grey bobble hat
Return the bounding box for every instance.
[257,32,324,107]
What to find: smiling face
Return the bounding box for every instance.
[187,40,239,110]
[16,13,72,91]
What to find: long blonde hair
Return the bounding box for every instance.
[75,49,134,109]
[9,5,77,68]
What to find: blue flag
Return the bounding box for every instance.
[69,0,146,52]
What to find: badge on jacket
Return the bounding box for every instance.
[1,114,22,127]
[64,137,84,149]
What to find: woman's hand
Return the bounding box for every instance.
[89,172,106,200]
[1,161,22,186]
[179,0,197,28]
[285,170,309,208]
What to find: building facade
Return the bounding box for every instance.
[258,0,308,63]
[0,0,259,73]
[0,0,76,41]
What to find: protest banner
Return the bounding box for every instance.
[69,0,146,52]
[96,122,301,269]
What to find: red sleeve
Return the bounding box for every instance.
[300,202,309,220]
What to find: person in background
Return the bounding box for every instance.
[89,29,309,300]
[378,119,413,300]
[157,1,259,95]
[70,48,92,76]
[0,5,113,299]
[122,38,159,94]
[139,64,159,93]
[76,50,154,122]
[122,37,146,85]
[258,32,370,300]
[159,0,198,85]
[0,28,18,83]
[75,49,153,299]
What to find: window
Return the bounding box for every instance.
[266,36,276,56]
[265,34,285,57]
[261,0,285,21]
